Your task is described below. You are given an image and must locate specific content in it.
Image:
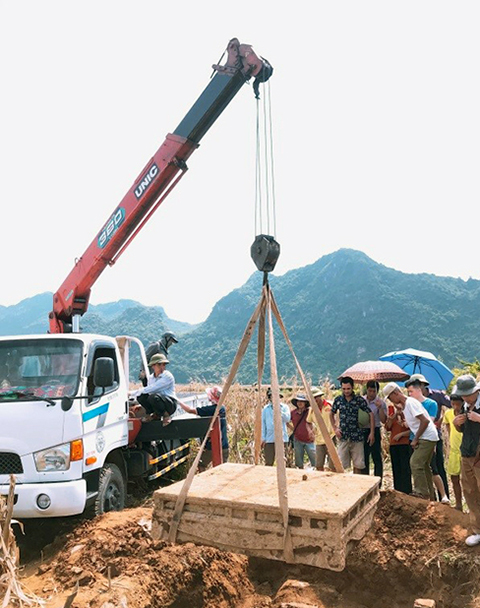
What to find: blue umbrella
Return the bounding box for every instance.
[379,348,454,390]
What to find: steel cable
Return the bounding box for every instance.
[254,80,276,238]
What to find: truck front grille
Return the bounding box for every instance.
[0,453,23,474]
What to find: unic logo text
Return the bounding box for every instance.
[134,163,159,200]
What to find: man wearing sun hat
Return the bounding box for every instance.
[131,353,177,425]
[383,381,438,500]
[307,387,336,470]
[405,374,450,504]
[452,374,480,546]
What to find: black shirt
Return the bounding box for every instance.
[460,399,480,458]
[197,404,228,450]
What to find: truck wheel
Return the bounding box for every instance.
[95,463,125,515]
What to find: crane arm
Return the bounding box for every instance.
[49,38,272,333]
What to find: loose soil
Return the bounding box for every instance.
[14,491,480,608]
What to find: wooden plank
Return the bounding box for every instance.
[270,291,344,473]
[155,509,335,540]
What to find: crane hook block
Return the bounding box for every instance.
[251,234,280,273]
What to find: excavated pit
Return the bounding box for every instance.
[15,490,480,608]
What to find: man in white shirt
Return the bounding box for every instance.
[261,387,291,466]
[131,353,177,424]
[383,382,438,500]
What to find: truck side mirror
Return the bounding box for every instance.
[61,396,74,411]
[93,357,115,388]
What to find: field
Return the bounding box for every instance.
[3,384,480,608]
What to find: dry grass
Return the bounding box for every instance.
[179,382,259,464]
[177,381,407,480]
[177,380,336,465]
[0,477,44,607]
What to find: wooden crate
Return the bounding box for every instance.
[152,463,380,571]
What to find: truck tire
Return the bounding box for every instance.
[95,463,125,515]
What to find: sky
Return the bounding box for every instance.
[1,1,479,324]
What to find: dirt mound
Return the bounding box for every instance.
[248,491,480,608]
[24,507,252,608]
[18,492,480,608]
[349,490,475,604]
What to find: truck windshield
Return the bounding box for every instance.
[0,338,83,402]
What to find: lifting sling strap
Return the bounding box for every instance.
[167,282,343,563]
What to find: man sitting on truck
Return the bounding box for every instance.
[131,353,177,425]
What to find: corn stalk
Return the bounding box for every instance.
[0,475,44,607]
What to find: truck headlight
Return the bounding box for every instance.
[34,443,71,471]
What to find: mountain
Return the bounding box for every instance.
[0,293,52,335]
[172,249,480,383]
[0,295,198,337]
[2,249,479,385]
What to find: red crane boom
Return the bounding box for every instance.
[49,38,272,333]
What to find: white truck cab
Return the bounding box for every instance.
[0,333,133,518]
[0,333,214,519]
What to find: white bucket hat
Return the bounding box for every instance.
[382,382,400,399]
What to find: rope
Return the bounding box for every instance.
[254,303,266,464]
[167,285,296,562]
[266,286,295,562]
[262,83,271,234]
[254,100,262,236]
[269,291,344,473]
[167,289,267,543]
[266,81,277,237]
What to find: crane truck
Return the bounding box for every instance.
[0,39,272,518]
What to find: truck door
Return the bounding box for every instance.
[81,342,128,467]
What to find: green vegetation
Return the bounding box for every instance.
[2,249,480,386]
[173,249,480,384]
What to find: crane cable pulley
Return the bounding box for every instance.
[251,77,280,279]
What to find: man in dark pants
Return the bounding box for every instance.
[131,353,177,424]
[179,386,228,471]
[453,374,480,546]
[362,380,387,481]
[261,388,291,466]
[418,376,450,500]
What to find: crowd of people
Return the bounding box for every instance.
[129,339,480,548]
[260,372,480,548]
